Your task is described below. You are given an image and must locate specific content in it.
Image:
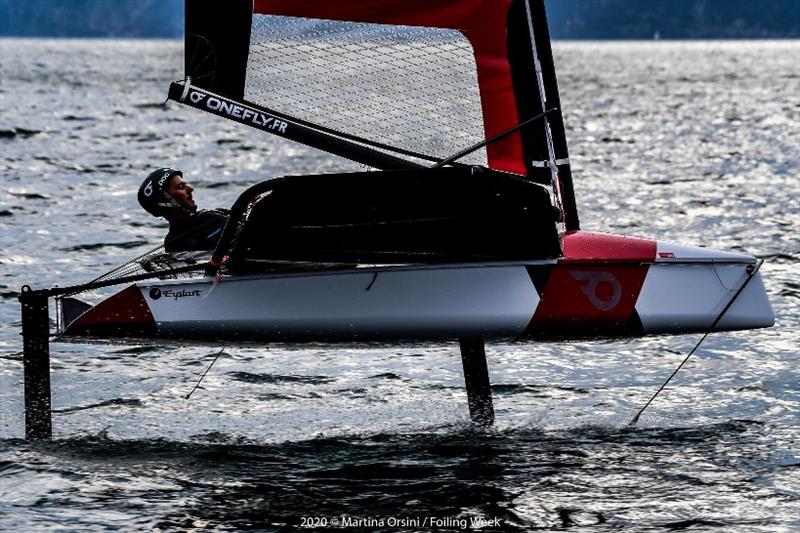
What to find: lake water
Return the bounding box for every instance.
[1,39,798,531]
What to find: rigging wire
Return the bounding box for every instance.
[432,108,557,169]
[63,215,231,299]
[628,259,765,426]
[523,0,565,219]
[161,78,186,106]
[186,346,226,400]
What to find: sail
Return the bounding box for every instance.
[174,0,579,229]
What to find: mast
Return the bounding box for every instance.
[508,0,580,230]
[524,0,564,219]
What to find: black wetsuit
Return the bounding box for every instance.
[164,209,229,252]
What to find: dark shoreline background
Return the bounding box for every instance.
[1,0,799,39]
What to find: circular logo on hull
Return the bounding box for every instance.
[569,271,622,311]
[149,287,162,300]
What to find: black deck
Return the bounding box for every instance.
[226,166,562,267]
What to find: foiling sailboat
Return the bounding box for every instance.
[19,0,773,436]
[56,0,773,343]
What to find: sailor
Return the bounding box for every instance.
[138,168,229,252]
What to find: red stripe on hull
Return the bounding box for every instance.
[561,231,657,262]
[530,264,649,333]
[525,232,655,336]
[64,285,156,338]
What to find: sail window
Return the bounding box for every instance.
[245,15,488,165]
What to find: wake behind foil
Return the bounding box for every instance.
[54,0,773,344]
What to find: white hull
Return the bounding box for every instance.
[143,265,539,341]
[62,234,774,343]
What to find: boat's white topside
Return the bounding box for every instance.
[655,241,755,262]
[61,234,774,343]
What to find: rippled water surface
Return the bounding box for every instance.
[1,39,799,531]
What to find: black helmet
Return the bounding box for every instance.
[138,168,184,217]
